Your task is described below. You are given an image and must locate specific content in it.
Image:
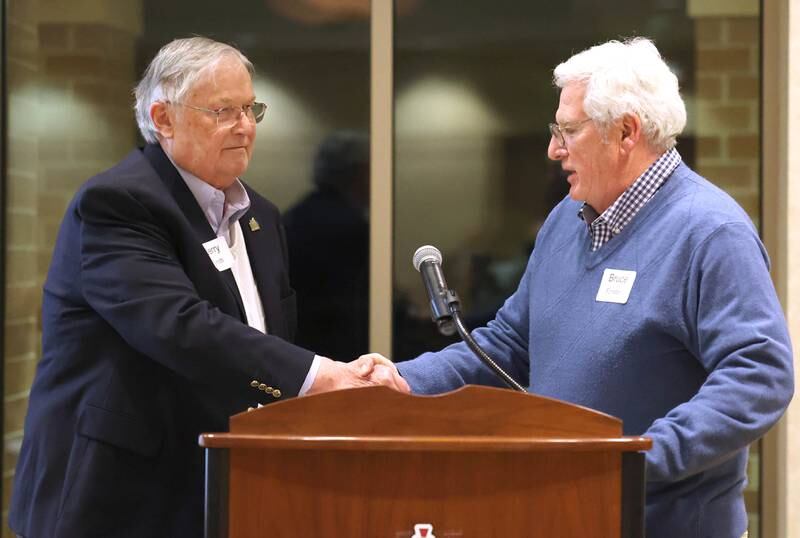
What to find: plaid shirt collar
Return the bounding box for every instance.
[579,148,682,251]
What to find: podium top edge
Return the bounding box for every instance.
[226,386,626,439]
[199,433,653,452]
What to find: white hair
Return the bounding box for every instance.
[133,36,254,144]
[553,37,687,152]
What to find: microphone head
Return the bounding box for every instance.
[413,245,442,272]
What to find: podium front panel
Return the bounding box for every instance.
[226,447,622,538]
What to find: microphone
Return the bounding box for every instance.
[412,245,526,392]
[412,245,458,336]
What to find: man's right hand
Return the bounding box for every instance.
[355,353,410,393]
[306,354,410,395]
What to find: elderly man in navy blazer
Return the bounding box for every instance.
[9,37,407,538]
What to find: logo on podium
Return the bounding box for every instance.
[411,523,435,538]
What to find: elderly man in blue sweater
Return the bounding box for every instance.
[383,38,794,538]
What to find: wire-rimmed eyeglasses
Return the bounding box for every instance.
[548,118,592,148]
[171,101,267,127]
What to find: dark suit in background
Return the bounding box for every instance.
[284,131,369,361]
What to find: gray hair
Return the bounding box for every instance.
[133,37,254,144]
[553,37,687,152]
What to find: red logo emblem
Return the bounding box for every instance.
[411,523,435,538]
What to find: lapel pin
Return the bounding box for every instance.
[248,217,261,232]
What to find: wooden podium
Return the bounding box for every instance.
[199,385,651,538]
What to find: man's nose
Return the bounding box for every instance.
[547,136,567,161]
[232,112,255,135]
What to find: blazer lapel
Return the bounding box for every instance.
[239,208,287,339]
[142,144,247,321]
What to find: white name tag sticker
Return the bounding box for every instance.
[202,237,234,272]
[596,268,637,304]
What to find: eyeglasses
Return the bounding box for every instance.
[172,101,267,127]
[548,118,592,148]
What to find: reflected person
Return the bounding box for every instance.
[284,131,369,360]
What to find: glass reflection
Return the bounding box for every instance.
[284,131,370,360]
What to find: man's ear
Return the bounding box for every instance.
[150,102,174,139]
[619,113,642,154]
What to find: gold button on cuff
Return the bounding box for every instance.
[250,380,260,388]
[272,389,281,398]
[258,384,267,391]
[266,387,273,392]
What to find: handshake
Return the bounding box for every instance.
[306,354,410,395]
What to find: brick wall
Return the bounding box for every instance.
[694,14,762,536]
[4,1,43,534]
[694,16,760,222]
[3,1,138,534]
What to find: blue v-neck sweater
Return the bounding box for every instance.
[398,163,794,538]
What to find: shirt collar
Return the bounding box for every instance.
[164,152,251,236]
[578,147,682,250]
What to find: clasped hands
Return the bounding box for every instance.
[307,353,410,395]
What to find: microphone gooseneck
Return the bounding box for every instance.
[412,245,526,392]
[450,310,526,392]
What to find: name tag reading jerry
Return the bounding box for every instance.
[202,237,234,272]
[596,268,637,304]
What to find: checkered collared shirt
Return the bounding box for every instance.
[580,148,682,251]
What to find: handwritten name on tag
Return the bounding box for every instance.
[596,268,637,304]
[202,237,234,272]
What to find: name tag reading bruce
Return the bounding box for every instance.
[596,268,637,304]
[202,237,234,272]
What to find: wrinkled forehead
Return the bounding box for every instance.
[187,57,254,100]
[555,82,587,122]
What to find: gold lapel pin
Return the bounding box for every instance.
[248,217,261,232]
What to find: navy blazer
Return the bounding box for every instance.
[10,144,315,538]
